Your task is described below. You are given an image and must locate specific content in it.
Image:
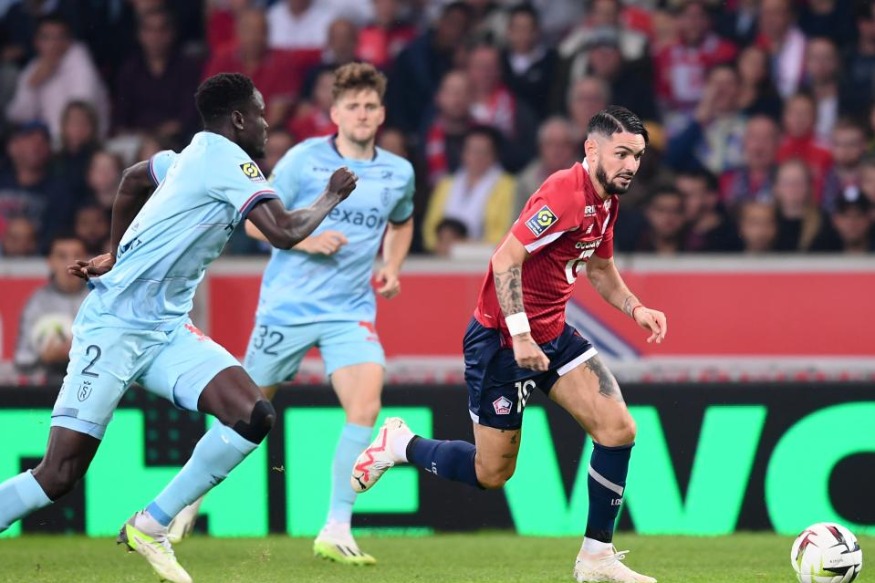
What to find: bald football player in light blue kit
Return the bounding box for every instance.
[170,63,414,564]
[0,73,358,583]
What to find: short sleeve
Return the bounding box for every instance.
[595,198,619,259]
[148,150,177,186]
[389,165,415,224]
[208,150,278,217]
[269,145,304,208]
[510,173,583,254]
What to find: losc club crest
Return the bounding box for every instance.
[77,380,93,402]
[492,396,513,415]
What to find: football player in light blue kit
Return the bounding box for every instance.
[174,63,414,564]
[0,73,358,583]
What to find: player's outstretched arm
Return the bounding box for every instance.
[247,167,357,250]
[69,160,155,279]
[585,254,667,344]
[492,234,550,371]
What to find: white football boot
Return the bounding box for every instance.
[573,547,656,583]
[350,417,412,493]
[167,497,203,545]
[313,520,376,566]
[118,511,193,583]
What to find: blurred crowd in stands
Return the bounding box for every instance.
[1,0,874,261]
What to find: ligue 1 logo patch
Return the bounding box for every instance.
[492,396,513,415]
[239,162,266,183]
[525,205,558,237]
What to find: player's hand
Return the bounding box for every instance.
[512,333,550,372]
[302,230,348,255]
[375,266,401,299]
[328,167,358,201]
[68,253,116,280]
[633,306,667,344]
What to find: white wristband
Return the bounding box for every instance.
[505,312,531,336]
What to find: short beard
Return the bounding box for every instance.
[595,163,631,195]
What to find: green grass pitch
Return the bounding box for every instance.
[0,532,867,582]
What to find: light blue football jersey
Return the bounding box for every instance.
[90,132,278,330]
[256,136,415,325]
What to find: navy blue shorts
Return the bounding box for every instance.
[464,318,597,430]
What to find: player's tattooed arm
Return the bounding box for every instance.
[622,294,642,317]
[494,266,525,315]
[583,355,624,402]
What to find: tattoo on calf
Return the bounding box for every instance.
[584,356,624,402]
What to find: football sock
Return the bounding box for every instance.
[0,471,52,532]
[585,442,633,543]
[327,423,373,524]
[148,422,257,527]
[406,436,481,489]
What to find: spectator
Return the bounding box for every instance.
[756,0,806,99]
[720,115,781,209]
[261,128,295,178]
[0,216,38,257]
[501,3,558,121]
[13,234,89,379]
[676,169,742,252]
[356,0,416,70]
[203,8,310,129]
[857,155,875,215]
[0,0,82,66]
[737,200,778,253]
[73,203,110,256]
[830,193,874,253]
[802,36,852,144]
[286,68,337,142]
[113,7,201,145]
[267,0,338,50]
[844,2,875,117]
[665,64,746,174]
[775,93,833,199]
[798,0,855,51]
[556,0,648,94]
[566,76,610,143]
[5,14,109,146]
[55,100,100,204]
[422,126,515,251]
[205,0,254,55]
[466,43,537,172]
[376,126,407,158]
[419,70,474,186]
[433,217,469,257]
[135,134,166,165]
[633,186,687,254]
[464,0,507,45]
[577,28,658,122]
[736,45,783,118]
[385,1,472,133]
[771,159,837,251]
[822,119,869,211]
[654,0,737,131]
[0,122,71,251]
[85,150,125,211]
[716,0,759,47]
[514,116,577,215]
[300,17,360,98]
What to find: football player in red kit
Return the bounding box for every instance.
[352,106,666,583]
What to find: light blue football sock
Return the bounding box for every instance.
[327,423,373,524]
[148,423,257,526]
[0,470,52,532]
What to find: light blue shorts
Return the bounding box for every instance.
[243,319,385,387]
[51,297,240,440]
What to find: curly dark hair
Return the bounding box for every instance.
[195,73,256,125]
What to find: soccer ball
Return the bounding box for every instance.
[791,522,863,583]
[30,313,74,351]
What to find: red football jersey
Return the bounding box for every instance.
[473,162,618,344]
